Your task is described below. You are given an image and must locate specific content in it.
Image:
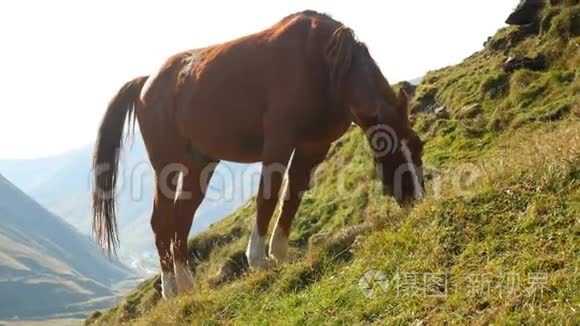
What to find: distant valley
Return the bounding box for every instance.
[0,135,260,275]
[0,173,133,319]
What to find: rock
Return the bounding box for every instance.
[485,22,540,51]
[485,23,540,51]
[503,54,546,73]
[210,250,249,287]
[190,226,243,264]
[434,106,450,119]
[396,81,417,99]
[456,103,483,119]
[506,0,544,26]
[411,87,438,114]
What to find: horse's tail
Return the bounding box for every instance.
[92,76,148,256]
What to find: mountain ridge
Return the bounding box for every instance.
[0,173,134,319]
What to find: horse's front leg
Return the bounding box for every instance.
[269,145,330,263]
[246,138,294,269]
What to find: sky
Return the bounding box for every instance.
[0,0,518,159]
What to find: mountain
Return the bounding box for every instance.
[87,2,579,325]
[0,173,133,319]
[0,136,260,274]
[408,76,423,85]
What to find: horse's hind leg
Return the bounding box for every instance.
[150,174,179,299]
[172,158,218,294]
[269,145,330,262]
[142,110,193,298]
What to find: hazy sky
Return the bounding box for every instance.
[0,0,517,159]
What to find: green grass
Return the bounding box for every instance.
[86,4,580,325]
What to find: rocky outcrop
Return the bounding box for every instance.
[506,0,545,25]
[502,54,547,72]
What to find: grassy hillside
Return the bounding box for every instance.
[87,4,579,325]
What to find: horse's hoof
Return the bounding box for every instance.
[246,251,268,270]
[269,227,289,263]
[161,271,177,300]
[174,262,194,294]
[246,223,267,269]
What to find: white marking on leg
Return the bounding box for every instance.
[269,224,289,263]
[246,222,267,269]
[401,139,423,199]
[282,149,295,201]
[174,171,184,203]
[174,261,194,294]
[161,271,177,300]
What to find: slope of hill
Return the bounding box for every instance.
[87,3,578,324]
[0,174,133,319]
[0,137,260,274]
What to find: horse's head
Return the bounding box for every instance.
[325,26,424,206]
[369,89,424,206]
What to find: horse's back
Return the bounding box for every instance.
[137,11,349,163]
[139,49,202,109]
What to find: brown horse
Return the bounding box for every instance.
[92,10,424,299]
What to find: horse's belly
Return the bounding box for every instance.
[198,133,264,163]
[180,109,265,163]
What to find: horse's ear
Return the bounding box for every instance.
[398,88,410,121]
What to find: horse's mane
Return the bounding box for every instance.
[325,25,357,102]
[280,10,333,22]
[323,20,406,124]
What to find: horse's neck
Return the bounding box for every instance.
[348,105,379,131]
